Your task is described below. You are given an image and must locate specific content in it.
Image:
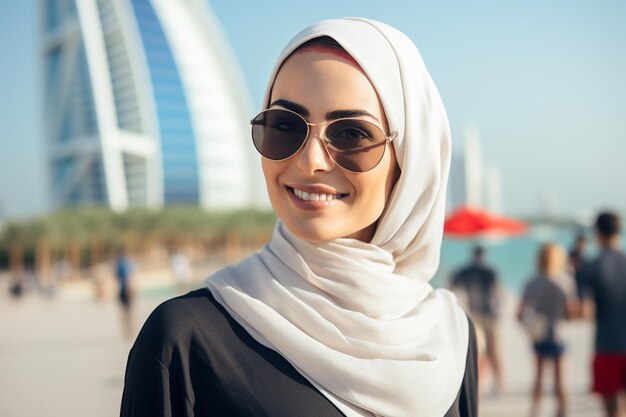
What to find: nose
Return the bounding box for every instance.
[295,127,334,174]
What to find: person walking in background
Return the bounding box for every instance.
[569,233,588,272]
[580,212,626,417]
[169,246,193,294]
[569,233,589,298]
[451,245,503,395]
[517,243,578,417]
[115,248,136,339]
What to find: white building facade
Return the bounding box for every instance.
[42,0,261,211]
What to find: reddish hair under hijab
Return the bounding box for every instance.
[292,37,360,67]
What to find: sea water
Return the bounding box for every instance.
[432,227,626,293]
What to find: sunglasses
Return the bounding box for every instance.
[251,108,396,173]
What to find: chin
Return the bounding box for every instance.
[282,217,377,243]
[283,221,338,243]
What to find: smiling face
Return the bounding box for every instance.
[262,49,400,243]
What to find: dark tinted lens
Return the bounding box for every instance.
[326,119,387,172]
[251,109,307,160]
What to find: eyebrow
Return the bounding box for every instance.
[269,99,309,117]
[269,99,379,122]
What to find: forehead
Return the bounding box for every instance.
[270,51,384,119]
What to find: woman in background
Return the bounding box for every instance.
[121,18,477,417]
[518,243,579,417]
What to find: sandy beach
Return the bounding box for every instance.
[0,273,606,417]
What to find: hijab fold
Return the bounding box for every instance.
[206,18,468,417]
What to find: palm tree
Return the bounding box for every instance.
[0,207,276,278]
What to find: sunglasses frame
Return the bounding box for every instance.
[250,108,397,173]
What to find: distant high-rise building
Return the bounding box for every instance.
[463,125,483,208]
[448,126,504,213]
[42,0,261,211]
[484,164,502,214]
[448,152,466,213]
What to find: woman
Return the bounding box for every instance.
[121,18,477,417]
[518,243,578,417]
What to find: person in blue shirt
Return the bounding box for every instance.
[115,248,135,339]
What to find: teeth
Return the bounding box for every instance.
[293,188,341,201]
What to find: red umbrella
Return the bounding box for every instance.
[444,206,527,238]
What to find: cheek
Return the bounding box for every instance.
[357,152,398,207]
[350,173,390,215]
[261,159,290,213]
[261,159,281,186]
[349,153,399,231]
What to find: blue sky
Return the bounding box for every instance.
[1,0,625,219]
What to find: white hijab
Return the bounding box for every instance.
[206,18,468,417]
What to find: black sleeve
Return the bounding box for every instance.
[458,317,478,417]
[120,342,193,417]
[119,297,196,417]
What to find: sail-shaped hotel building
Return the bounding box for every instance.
[41,0,261,210]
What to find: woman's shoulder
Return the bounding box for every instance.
[142,288,218,327]
[133,288,227,361]
[153,286,219,314]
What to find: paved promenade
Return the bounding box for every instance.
[478,292,604,417]
[0,275,605,417]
